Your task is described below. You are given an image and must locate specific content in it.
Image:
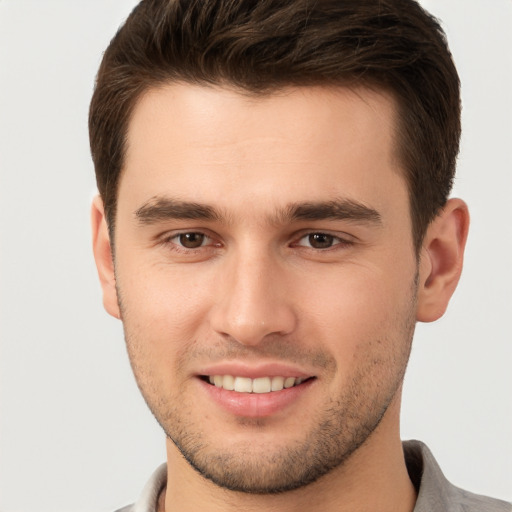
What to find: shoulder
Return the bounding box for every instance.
[452,487,512,512]
[113,463,167,512]
[404,440,511,512]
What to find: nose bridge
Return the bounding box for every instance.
[210,243,296,345]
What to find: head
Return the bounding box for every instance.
[90,0,468,498]
[89,0,461,253]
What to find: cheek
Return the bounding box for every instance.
[118,272,211,397]
[296,263,417,358]
[300,265,408,325]
[117,263,215,353]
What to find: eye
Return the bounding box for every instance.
[158,230,222,260]
[295,232,351,250]
[305,233,335,249]
[170,232,210,249]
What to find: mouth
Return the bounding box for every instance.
[201,375,313,394]
[198,369,317,417]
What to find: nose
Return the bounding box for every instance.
[209,249,297,346]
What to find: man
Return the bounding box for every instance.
[89,1,511,511]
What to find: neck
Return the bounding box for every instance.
[162,398,416,512]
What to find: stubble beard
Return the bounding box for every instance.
[119,278,417,495]
[166,378,408,495]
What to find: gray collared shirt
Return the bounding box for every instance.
[117,440,511,512]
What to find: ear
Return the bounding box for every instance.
[91,196,121,319]
[416,198,470,322]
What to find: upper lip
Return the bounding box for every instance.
[196,362,315,379]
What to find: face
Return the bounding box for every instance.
[107,84,420,493]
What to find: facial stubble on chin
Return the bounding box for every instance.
[117,274,418,495]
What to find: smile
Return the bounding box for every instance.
[206,375,308,393]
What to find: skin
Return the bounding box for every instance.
[92,84,469,512]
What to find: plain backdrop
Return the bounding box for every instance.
[0,1,511,511]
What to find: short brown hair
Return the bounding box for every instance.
[89,0,460,251]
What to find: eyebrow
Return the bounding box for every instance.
[134,196,382,226]
[135,197,221,224]
[284,200,382,225]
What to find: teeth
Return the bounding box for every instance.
[253,377,271,394]
[284,377,296,389]
[234,377,253,393]
[271,376,284,391]
[222,374,235,391]
[207,375,307,393]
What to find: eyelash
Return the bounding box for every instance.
[293,232,354,250]
[161,232,219,253]
[160,230,354,253]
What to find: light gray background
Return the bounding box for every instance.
[0,1,511,511]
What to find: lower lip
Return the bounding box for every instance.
[199,378,315,418]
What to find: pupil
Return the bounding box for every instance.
[309,233,333,249]
[179,233,204,248]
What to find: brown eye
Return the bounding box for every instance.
[178,233,205,248]
[308,233,334,249]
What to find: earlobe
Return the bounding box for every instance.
[91,196,121,319]
[416,198,470,323]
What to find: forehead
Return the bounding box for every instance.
[120,83,406,222]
